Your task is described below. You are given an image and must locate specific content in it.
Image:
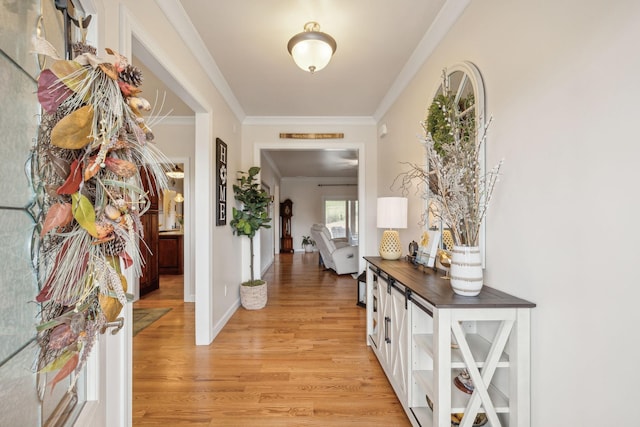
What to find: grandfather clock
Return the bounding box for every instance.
[280,199,294,253]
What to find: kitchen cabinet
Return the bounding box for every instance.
[158,232,183,275]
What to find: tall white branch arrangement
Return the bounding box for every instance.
[395,73,503,247]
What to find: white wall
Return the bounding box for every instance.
[96,0,243,343]
[379,0,640,424]
[257,152,279,275]
[280,177,358,251]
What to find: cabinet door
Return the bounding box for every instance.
[388,283,409,404]
[369,271,384,349]
[378,275,391,367]
[159,235,183,274]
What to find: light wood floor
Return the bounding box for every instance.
[132,253,410,426]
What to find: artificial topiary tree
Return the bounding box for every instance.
[229,166,272,285]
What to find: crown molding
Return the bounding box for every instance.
[154,0,246,121]
[243,116,376,126]
[373,0,471,121]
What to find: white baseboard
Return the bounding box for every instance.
[210,299,241,342]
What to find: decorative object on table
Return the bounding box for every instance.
[216,138,227,225]
[450,245,484,296]
[394,66,502,296]
[437,248,452,279]
[301,235,315,252]
[408,240,418,257]
[279,198,294,253]
[442,229,455,251]
[417,229,441,268]
[230,167,272,309]
[31,38,172,392]
[376,197,408,260]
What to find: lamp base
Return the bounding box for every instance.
[379,230,402,260]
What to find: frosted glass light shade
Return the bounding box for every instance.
[290,40,333,73]
[287,22,337,73]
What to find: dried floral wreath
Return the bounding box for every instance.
[32,38,171,392]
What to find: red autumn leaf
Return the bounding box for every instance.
[104,157,137,178]
[56,159,83,195]
[49,352,79,393]
[35,281,53,303]
[119,251,133,269]
[37,69,73,114]
[40,203,73,237]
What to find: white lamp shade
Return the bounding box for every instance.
[377,197,408,229]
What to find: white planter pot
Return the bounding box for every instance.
[450,245,483,296]
[304,244,314,253]
[240,281,267,309]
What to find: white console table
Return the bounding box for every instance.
[365,256,535,427]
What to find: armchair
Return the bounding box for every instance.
[310,224,359,275]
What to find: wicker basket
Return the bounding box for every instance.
[240,281,267,310]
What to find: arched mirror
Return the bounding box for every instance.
[425,62,488,266]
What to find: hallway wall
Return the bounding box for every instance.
[95,0,243,343]
[378,0,640,424]
[280,176,358,252]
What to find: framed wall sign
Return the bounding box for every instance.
[216,138,227,225]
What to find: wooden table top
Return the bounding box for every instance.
[364,256,536,309]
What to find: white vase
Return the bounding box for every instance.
[450,245,483,296]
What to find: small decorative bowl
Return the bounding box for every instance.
[426,396,488,427]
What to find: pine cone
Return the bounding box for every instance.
[118,65,143,87]
[103,236,126,256]
[72,42,97,57]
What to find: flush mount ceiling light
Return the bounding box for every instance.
[287,21,337,73]
[166,165,184,179]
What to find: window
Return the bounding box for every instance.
[324,199,358,245]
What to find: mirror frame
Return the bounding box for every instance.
[427,61,487,266]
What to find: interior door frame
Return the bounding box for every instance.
[254,140,368,278]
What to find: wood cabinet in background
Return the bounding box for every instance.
[139,169,159,296]
[159,232,184,275]
[139,212,159,296]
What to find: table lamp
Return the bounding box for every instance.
[377,197,408,260]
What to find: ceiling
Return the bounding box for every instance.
[134,0,467,177]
